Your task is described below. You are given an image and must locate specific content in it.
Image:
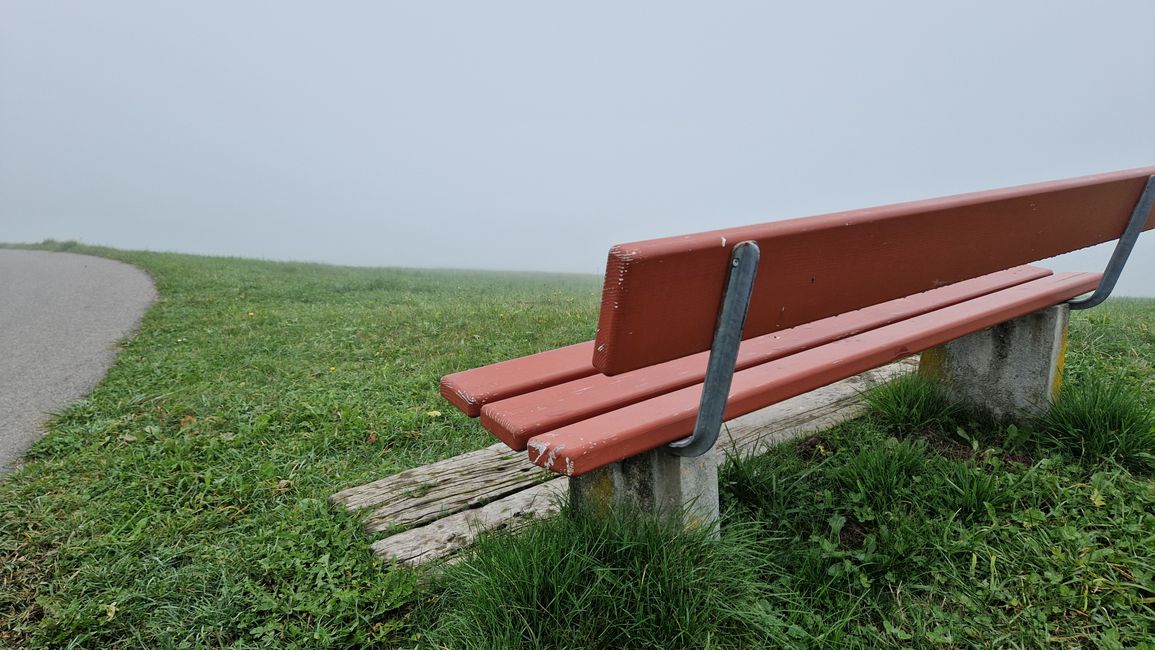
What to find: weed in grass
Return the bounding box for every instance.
[1034,376,1155,473]
[862,372,960,437]
[813,514,934,593]
[424,507,796,649]
[796,434,836,461]
[721,444,815,529]
[831,437,930,513]
[936,462,1015,522]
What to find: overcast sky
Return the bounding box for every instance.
[2,2,1153,295]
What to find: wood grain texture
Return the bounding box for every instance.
[369,478,567,565]
[362,359,915,565]
[329,443,553,532]
[536,272,1101,476]
[481,266,1049,450]
[593,167,1155,374]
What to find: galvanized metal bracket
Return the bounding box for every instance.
[1069,174,1155,310]
[668,241,761,457]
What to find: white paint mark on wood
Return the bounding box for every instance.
[527,440,548,463]
[544,443,563,471]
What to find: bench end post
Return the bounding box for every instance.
[920,304,1070,420]
[569,446,720,536]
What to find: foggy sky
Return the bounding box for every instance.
[2,2,1153,296]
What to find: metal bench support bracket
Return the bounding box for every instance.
[669,240,761,457]
[1069,174,1155,310]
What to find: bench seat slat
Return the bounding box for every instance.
[440,342,596,417]
[525,271,1101,477]
[481,265,1052,450]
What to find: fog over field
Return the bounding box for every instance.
[2,2,1153,295]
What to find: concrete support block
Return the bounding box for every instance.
[920,304,1069,420]
[569,445,719,535]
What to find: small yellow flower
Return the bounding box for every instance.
[247,311,256,317]
[426,410,442,418]
[329,366,336,372]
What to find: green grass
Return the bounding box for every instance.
[860,372,961,437]
[1034,378,1155,473]
[2,241,1153,648]
[422,508,792,649]
[0,241,599,648]
[709,365,1155,647]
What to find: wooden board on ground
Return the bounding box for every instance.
[331,358,917,565]
[329,443,552,532]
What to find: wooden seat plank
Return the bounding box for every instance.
[593,167,1155,374]
[528,271,1101,477]
[440,342,596,417]
[481,265,1051,450]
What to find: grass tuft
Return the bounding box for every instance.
[721,444,814,528]
[862,372,960,436]
[424,507,792,649]
[1034,377,1155,473]
[936,461,1015,521]
[832,437,929,512]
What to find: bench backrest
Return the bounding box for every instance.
[593,167,1155,375]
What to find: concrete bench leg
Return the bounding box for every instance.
[569,445,719,535]
[920,304,1070,420]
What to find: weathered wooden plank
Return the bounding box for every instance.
[330,443,552,532]
[593,167,1154,374]
[370,478,567,565]
[366,359,915,565]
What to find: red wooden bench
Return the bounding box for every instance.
[441,168,1154,524]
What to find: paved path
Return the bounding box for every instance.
[0,250,156,475]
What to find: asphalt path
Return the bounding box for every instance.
[0,250,156,475]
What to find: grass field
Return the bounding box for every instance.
[1,241,1152,648]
